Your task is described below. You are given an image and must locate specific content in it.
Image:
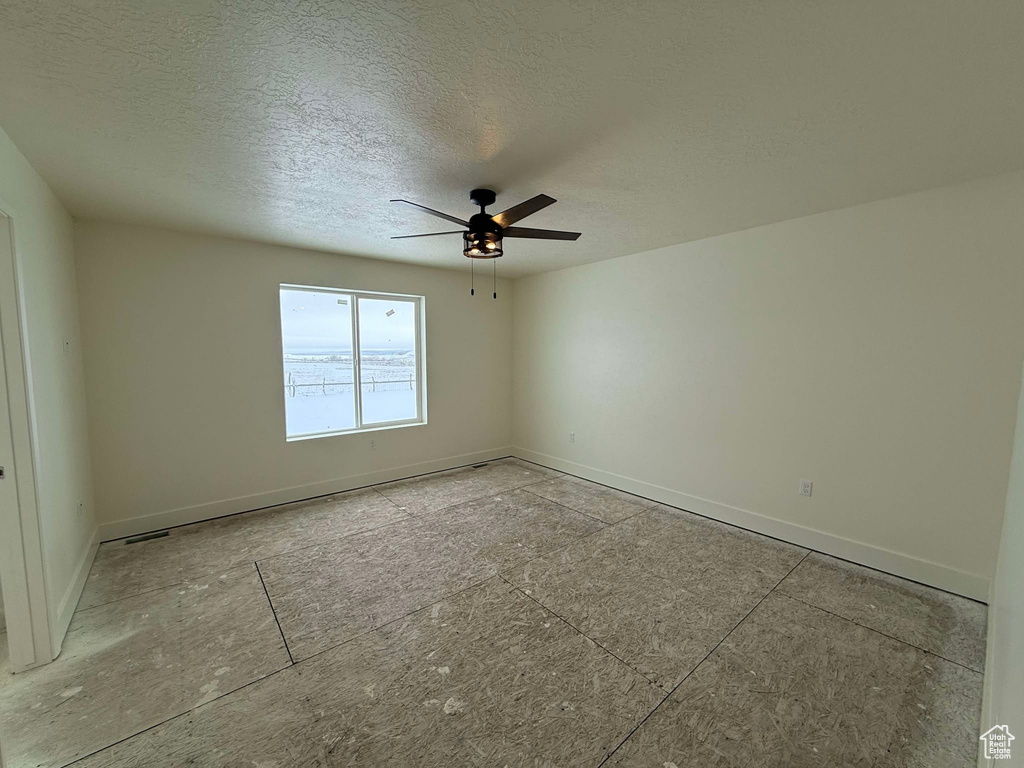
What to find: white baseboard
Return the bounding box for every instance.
[98,447,514,542]
[51,527,100,655]
[94,443,988,601]
[513,447,990,602]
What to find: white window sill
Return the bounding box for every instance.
[285,419,428,442]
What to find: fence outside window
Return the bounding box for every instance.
[284,372,415,397]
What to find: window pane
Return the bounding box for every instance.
[280,288,355,436]
[357,298,417,424]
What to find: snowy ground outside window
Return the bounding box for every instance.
[283,352,418,435]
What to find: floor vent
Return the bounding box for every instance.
[471,463,489,469]
[125,530,170,545]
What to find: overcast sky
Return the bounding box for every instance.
[280,288,416,353]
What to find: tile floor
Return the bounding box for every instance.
[0,458,986,767]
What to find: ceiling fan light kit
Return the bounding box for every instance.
[463,190,503,259]
[391,188,581,297]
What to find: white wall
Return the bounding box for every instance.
[512,171,1024,599]
[0,126,97,651]
[981,355,1024,762]
[74,222,512,537]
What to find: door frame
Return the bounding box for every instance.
[0,199,55,672]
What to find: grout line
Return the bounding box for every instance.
[496,518,614,578]
[517,484,648,527]
[494,491,663,580]
[497,574,661,688]
[771,591,983,674]
[73,582,191,616]
[369,485,403,507]
[367,455,518,490]
[520,461,667,511]
[374,473,559,519]
[71,560,261,616]
[596,551,811,766]
[254,561,294,665]
[370,485,406,510]
[291,576,500,666]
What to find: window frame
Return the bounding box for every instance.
[279,283,427,441]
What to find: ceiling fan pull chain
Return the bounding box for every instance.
[471,258,475,296]
[492,259,497,299]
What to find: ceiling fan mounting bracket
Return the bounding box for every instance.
[469,188,497,210]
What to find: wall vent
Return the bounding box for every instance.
[125,530,170,545]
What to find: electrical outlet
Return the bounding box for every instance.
[569,432,576,443]
[369,439,376,450]
[78,500,85,516]
[63,338,71,357]
[798,479,813,497]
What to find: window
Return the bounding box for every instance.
[279,285,425,439]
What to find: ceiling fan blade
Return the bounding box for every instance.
[391,231,464,240]
[390,199,468,227]
[491,194,557,228]
[503,226,581,241]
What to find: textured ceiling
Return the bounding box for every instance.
[1,1,1023,276]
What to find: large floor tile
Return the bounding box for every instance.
[74,579,663,768]
[374,457,559,515]
[524,474,656,523]
[609,593,982,768]
[505,506,807,688]
[0,565,290,768]
[258,489,602,660]
[776,553,987,671]
[79,487,408,610]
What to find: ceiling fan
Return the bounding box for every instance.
[390,189,581,298]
